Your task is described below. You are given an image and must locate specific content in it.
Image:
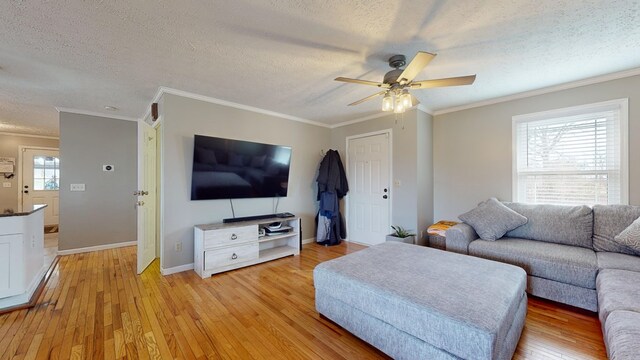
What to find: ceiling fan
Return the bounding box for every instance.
[335,51,476,113]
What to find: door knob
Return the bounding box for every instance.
[23,190,29,194]
[137,200,145,206]
[383,195,388,199]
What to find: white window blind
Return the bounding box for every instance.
[513,99,628,206]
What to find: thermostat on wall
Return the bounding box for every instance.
[102,164,114,172]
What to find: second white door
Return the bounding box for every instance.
[21,148,60,226]
[347,132,391,245]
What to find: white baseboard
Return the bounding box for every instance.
[161,263,194,275]
[302,237,316,245]
[58,241,137,255]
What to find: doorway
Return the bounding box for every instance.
[19,146,60,262]
[346,130,392,246]
[19,147,60,226]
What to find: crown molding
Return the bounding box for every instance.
[145,87,331,128]
[0,131,59,140]
[329,104,432,129]
[417,104,433,115]
[55,107,138,122]
[434,67,640,116]
[329,111,392,129]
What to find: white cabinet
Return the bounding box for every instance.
[0,205,46,310]
[194,217,301,278]
[0,234,24,298]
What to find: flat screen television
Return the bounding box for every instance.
[190,135,292,200]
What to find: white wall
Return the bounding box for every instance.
[433,74,640,221]
[160,93,331,270]
[417,109,434,239]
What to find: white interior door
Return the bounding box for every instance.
[347,132,391,245]
[137,121,157,274]
[21,148,59,226]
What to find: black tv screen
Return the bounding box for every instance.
[190,135,292,200]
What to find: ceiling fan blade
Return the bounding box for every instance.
[397,51,436,84]
[410,75,476,89]
[335,77,389,88]
[348,91,387,106]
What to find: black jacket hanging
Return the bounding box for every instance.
[316,150,349,200]
[316,150,349,246]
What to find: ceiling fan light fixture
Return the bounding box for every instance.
[393,96,405,114]
[400,90,412,108]
[382,93,394,112]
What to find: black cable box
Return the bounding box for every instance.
[223,212,295,223]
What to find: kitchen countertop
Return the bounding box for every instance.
[0,204,47,218]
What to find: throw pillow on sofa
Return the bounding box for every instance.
[614,216,640,255]
[459,197,528,241]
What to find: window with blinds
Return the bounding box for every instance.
[513,99,628,206]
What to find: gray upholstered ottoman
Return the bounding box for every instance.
[314,242,527,360]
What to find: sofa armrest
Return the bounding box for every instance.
[445,223,479,255]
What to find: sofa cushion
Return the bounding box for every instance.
[458,198,528,241]
[597,252,640,272]
[614,216,640,255]
[503,202,593,249]
[468,238,598,289]
[593,204,640,254]
[603,310,640,360]
[596,269,640,324]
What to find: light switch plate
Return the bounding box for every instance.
[70,183,85,191]
[2,182,10,188]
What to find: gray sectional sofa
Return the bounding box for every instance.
[446,203,640,359]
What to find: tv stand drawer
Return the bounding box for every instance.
[204,243,258,269]
[204,225,257,247]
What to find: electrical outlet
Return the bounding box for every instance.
[175,242,182,252]
[2,182,10,188]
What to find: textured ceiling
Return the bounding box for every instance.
[1,1,639,136]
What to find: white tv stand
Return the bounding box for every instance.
[193,216,301,278]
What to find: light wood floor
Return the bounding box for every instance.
[0,242,607,359]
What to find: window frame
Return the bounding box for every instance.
[511,98,629,205]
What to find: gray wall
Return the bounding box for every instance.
[161,94,331,269]
[59,112,137,251]
[434,74,640,221]
[330,109,433,243]
[0,134,59,211]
